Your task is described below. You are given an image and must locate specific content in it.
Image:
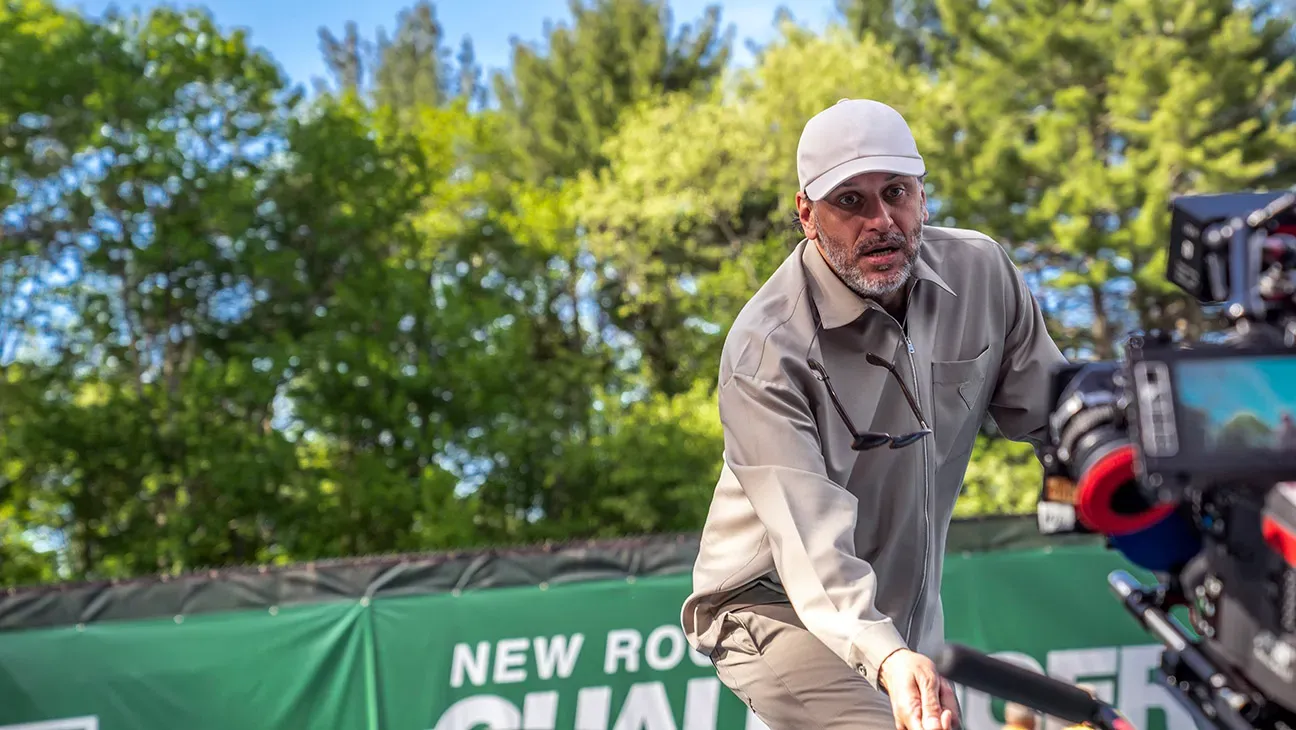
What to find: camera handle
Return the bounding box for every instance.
[935,643,1133,730]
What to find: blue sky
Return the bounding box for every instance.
[58,0,839,92]
[1176,356,1296,435]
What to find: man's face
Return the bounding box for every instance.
[797,172,928,301]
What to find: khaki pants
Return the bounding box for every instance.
[711,602,898,730]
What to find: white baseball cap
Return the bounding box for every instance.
[797,99,925,201]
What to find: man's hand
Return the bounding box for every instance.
[879,649,960,730]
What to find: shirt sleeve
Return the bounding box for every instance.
[718,369,908,688]
[987,251,1069,446]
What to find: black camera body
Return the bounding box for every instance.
[1037,190,1296,730]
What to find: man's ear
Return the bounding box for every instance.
[796,191,817,240]
[919,185,930,223]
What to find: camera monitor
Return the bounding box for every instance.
[1127,343,1296,489]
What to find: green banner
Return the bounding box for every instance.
[0,600,375,729]
[0,545,1201,730]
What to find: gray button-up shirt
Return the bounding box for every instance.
[682,225,1066,687]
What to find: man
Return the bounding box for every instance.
[681,98,1067,730]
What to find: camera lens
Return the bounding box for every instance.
[1051,363,1174,535]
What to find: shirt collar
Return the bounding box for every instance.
[800,235,956,330]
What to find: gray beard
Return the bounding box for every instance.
[831,249,915,299]
[814,213,922,300]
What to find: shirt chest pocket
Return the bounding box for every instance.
[930,347,994,467]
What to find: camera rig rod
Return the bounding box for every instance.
[1107,571,1267,730]
[935,644,1134,730]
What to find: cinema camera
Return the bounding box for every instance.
[935,190,1296,730]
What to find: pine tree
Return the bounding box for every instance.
[835,0,948,69]
[373,0,451,112]
[493,0,733,182]
[923,0,1296,357]
[454,37,485,109]
[318,1,482,116]
[317,21,369,94]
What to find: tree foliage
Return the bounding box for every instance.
[493,0,733,182]
[2,0,1293,585]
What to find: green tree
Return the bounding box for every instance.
[955,436,1042,518]
[925,0,1296,358]
[442,0,736,542]
[1,0,744,581]
[2,1,301,578]
[545,380,724,538]
[373,1,451,111]
[0,1,462,579]
[238,96,494,560]
[493,0,733,183]
[316,1,483,111]
[317,20,369,93]
[835,0,947,69]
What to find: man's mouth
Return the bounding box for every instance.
[860,245,902,262]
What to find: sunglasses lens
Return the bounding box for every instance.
[853,433,892,450]
[889,429,933,449]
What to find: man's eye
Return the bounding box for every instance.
[838,194,859,206]
[886,187,906,199]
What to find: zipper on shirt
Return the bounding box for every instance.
[901,328,930,643]
[878,295,931,645]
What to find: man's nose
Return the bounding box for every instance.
[856,196,895,232]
